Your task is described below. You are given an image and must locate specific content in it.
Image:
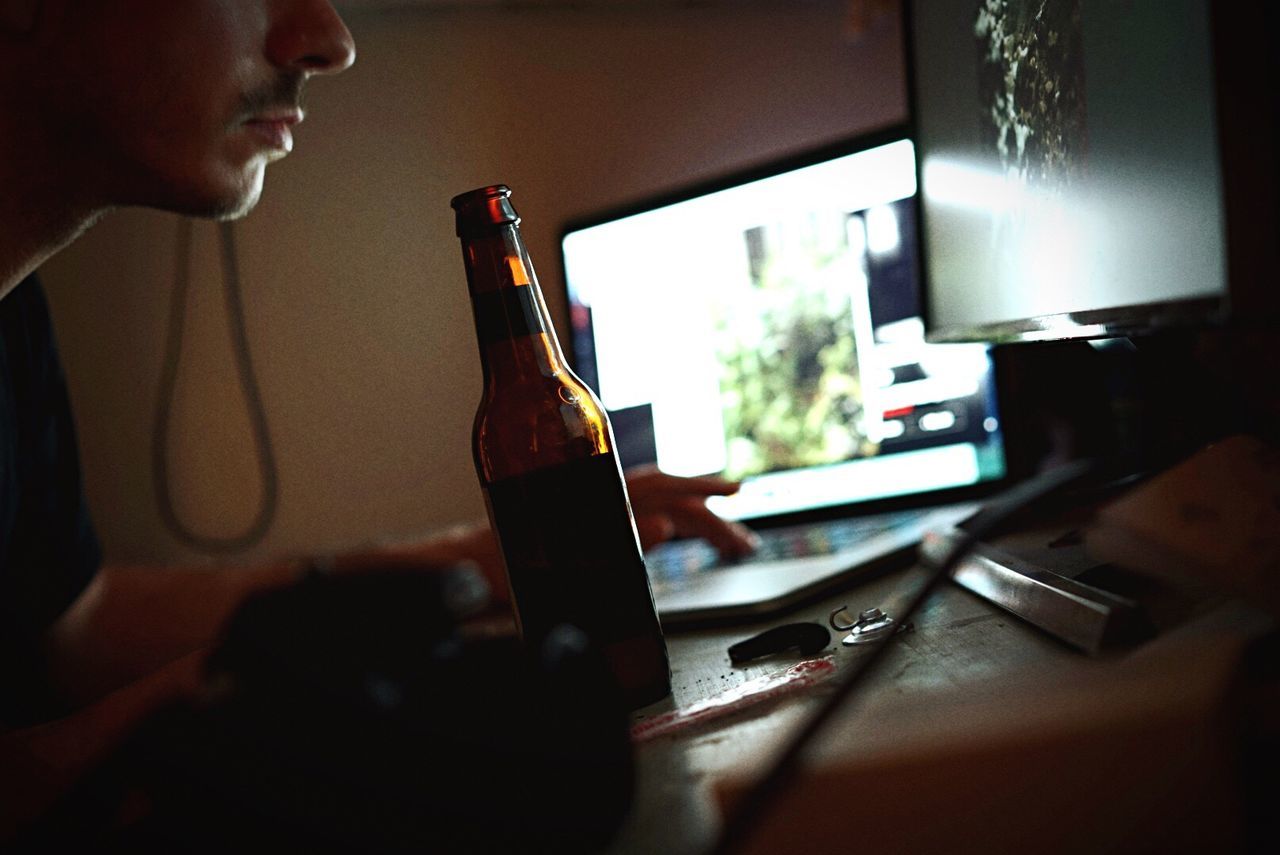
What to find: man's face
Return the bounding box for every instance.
[42,0,355,219]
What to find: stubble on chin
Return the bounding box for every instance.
[152,158,268,222]
[208,172,266,222]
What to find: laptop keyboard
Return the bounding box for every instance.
[644,509,931,584]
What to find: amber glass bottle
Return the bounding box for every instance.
[451,185,671,709]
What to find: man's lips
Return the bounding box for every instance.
[243,109,303,153]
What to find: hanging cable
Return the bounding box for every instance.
[152,218,279,554]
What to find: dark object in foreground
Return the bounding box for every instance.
[727,623,831,665]
[66,568,635,853]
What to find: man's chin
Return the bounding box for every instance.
[137,165,266,221]
[209,187,263,221]
[202,170,266,221]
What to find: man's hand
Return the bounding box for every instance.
[623,464,758,558]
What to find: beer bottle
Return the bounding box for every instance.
[450,185,671,709]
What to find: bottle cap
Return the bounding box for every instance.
[450,185,521,238]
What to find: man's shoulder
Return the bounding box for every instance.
[0,273,60,397]
[1,272,51,320]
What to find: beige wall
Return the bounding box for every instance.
[40,0,906,565]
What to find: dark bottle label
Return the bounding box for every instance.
[484,453,671,708]
[472,285,546,346]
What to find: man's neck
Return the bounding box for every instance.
[0,14,113,298]
[0,156,107,299]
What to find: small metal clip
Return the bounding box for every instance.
[828,605,900,646]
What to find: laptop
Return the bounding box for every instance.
[559,126,1009,626]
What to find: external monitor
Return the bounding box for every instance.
[906,0,1275,343]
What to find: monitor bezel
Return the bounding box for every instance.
[559,123,914,242]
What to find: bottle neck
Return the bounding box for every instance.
[461,225,570,382]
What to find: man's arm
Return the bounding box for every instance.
[41,559,301,707]
[42,467,757,707]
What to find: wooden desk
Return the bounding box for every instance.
[610,565,1272,854]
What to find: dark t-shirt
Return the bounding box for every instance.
[0,274,101,726]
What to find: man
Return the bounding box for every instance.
[0,0,755,835]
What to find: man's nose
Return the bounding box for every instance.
[266,0,357,75]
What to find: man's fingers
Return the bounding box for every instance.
[626,468,742,499]
[662,499,759,557]
[623,465,755,557]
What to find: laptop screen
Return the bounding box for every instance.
[560,131,1007,523]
